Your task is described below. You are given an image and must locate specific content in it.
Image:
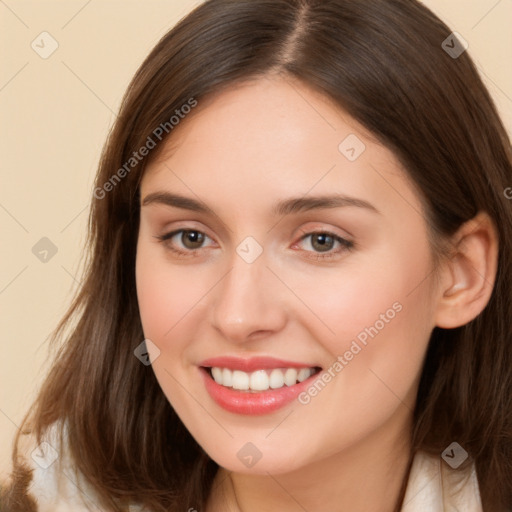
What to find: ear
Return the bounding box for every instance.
[434,211,499,329]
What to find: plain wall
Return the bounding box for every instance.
[1,0,511,476]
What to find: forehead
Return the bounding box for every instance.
[147,75,374,172]
[141,75,423,222]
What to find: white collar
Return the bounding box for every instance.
[24,423,484,512]
[401,450,483,511]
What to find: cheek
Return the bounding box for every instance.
[294,237,434,403]
[135,242,200,360]
[135,244,207,406]
[136,262,174,340]
[289,249,431,348]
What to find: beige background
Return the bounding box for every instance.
[1,0,511,476]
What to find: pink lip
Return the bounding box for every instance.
[198,360,322,415]
[199,355,318,373]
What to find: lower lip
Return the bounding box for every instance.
[199,367,320,415]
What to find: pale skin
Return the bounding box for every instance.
[135,74,498,511]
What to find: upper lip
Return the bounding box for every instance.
[199,356,321,373]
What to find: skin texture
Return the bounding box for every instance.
[135,74,498,511]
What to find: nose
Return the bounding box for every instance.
[211,251,287,343]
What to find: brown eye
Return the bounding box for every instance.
[310,233,336,252]
[156,229,213,257]
[180,230,206,249]
[296,231,354,261]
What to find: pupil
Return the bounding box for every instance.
[313,234,333,252]
[184,230,204,248]
[180,232,334,252]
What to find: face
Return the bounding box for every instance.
[136,74,440,475]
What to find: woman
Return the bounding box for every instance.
[2,0,511,510]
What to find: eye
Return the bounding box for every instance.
[155,229,214,258]
[295,231,354,260]
[154,228,355,261]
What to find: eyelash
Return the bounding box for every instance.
[154,229,355,261]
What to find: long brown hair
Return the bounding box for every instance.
[2,0,511,510]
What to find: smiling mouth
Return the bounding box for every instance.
[202,366,322,393]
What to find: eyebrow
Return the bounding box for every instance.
[142,191,381,216]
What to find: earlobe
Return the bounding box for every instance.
[434,211,499,329]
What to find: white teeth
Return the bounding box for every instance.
[211,367,223,384]
[208,366,317,391]
[249,370,270,391]
[284,368,297,386]
[269,368,284,389]
[222,368,233,387]
[297,368,312,382]
[232,370,249,390]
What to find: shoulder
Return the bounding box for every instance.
[401,449,483,512]
[13,421,102,511]
[12,421,145,512]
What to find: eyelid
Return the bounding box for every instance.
[157,228,216,247]
[296,224,351,239]
[156,225,355,259]
[292,229,354,257]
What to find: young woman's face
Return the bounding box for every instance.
[136,75,440,474]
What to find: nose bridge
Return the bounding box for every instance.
[212,243,286,341]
